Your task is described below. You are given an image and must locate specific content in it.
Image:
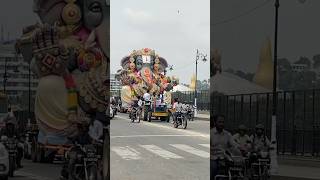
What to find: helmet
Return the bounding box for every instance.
[255,124,264,130]
[238,125,247,131]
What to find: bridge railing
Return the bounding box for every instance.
[212,89,320,157]
[172,90,210,111]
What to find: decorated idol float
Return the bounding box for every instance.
[116,48,179,120]
[16,0,110,174]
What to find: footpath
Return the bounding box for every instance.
[195,111,210,121]
[272,156,320,180]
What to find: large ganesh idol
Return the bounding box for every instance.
[16,0,110,144]
[116,48,178,106]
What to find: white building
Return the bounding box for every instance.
[292,63,309,72]
[0,42,38,110]
[110,73,121,96]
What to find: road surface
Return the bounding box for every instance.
[110,113,210,180]
[11,160,61,180]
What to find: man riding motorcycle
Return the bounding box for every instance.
[233,125,251,156]
[62,119,94,180]
[211,115,240,178]
[1,109,23,169]
[249,124,271,153]
[172,98,183,124]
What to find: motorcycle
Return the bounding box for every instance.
[249,149,271,180]
[173,110,187,129]
[186,106,194,121]
[2,136,17,177]
[66,143,103,180]
[213,147,246,180]
[212,147,233,180]
[130,106,141,123]
[111,104,117,116]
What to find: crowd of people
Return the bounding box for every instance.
[211,114,273,178]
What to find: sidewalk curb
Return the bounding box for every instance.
[271,175,319,180]
[195,117,210,121]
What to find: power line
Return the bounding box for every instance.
[213,0,272,27]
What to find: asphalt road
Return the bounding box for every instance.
[110,113,210,180]
[11,160,61,180]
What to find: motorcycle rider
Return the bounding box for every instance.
[172,98,183,124]
[1,108,23,169]
[249,124,271,153]
[130,97,140,120]
[67,118,94,180]
[211,114,240,178]
[233,124,251,155]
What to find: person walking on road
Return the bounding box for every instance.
[143,90,151,121]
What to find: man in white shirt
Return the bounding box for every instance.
[143,90,151,102]
[88,118,104,142]
[143,90,151,121]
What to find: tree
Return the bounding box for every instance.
[278,58,293,90]
[294,56,311,68]
[278,58,292,71]
[312,54,320,69]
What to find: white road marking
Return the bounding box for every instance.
[111,134,205,138]
[111,146,141,160]
[199,144,210,148]
[140,144,183,159]
[116,116,209,139]
[170,144,210,158]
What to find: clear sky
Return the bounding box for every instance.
[110,0,210,84]
[213,0,320,73]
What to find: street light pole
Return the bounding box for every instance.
[28,60,31,123]
[3,58,7,93]
[194,49,207,117]
[271,0,279,175]
[195,51,198,117]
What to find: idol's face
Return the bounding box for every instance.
[82,0,104,30]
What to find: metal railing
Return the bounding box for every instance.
[172,90,210,111]
[212,90,320,157]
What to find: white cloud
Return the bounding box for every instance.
[123,8,152,25]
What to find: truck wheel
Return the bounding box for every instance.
[160,117,166,121]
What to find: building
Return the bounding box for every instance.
[292,63,309,72]
[0,42,38,111]
[110,73,121,97]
